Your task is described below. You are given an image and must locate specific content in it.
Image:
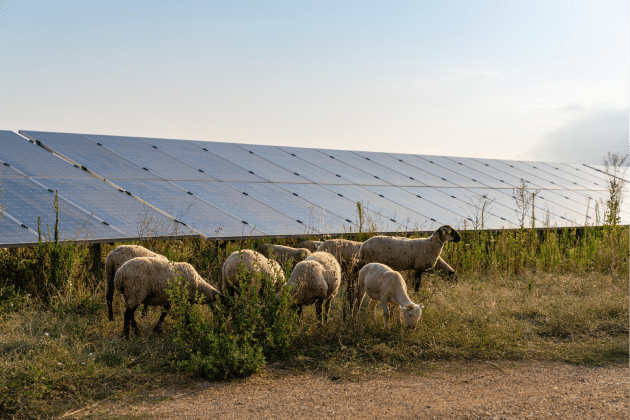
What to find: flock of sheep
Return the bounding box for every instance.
[107,225,461,338]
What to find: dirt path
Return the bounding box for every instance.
[81,361,627,419]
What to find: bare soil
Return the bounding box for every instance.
[75,361,628,419]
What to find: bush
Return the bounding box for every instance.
[165,256,296,379]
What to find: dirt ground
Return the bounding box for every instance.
[75,361,628,419]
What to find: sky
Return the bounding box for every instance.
[0,0,628,164]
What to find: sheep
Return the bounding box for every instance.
[105,245,168,321]
[433,256,458,282]
[357,225,461,291]
[221,249,285,298]
[114,257,220,338]
[300,240,323,252]
[316,238,364,315]
[255,244,311,268]
[279,251,341,324]
[353,263,424,329]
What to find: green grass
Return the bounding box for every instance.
[0,224,628,418]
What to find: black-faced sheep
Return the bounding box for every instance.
[221,249,285,298]
[114,257,220,338]
[105,245,168,321]
[353,263,424,329]
[357,225,461,291]
[255,244,311,268]
[279,251,341,324]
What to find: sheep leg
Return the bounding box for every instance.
[323,299,332,323]
[106,287,115,322]
[315,299,324,324]
[154,303,170,332]
[141,304,149,318]
[123,307,140,338]
[296,305,303,325]
[380,299,391,330]
[413,269,425,292]
[353,283,367,320]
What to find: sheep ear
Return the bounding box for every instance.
[405,304,415,309]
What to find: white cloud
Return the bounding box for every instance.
[528,106,629,164]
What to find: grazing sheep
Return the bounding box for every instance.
[114,257,220,338]
[353,263,424,330]
[222,249,284,298]
[279,251,341,324]
[105,245,168,321]
[300,240,323,252]
[316,239,362,270]
[255,244,311,268]
[357,225,461,291]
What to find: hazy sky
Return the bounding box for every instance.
[1,1,627,164]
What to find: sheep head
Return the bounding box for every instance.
[401,303,424,329]
[437,225,461,244]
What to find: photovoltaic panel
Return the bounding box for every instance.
[362,185,465,229]
[278,183,363,226]
[228,182,352,233]
[236,144,349,185]
[85,134,217,181]
[533,161,606,190]
[140,137,265,182]
[401,186,512,228]
[390,153,483,187]
[517,160,597,190]
[453,157,531,188]
[0,131,90,178]
[278,146,390,186]
[319,184,417,231]
[494,159,567,189]
[0,213,39,246]
[33,178,177,239]
[113,180,265,238]
[0,161,24,178]
[190,141,311,184]
[0,178,123,241]
[174,181,308,236]
[358,151,459,187]
[20,131,161,181]
[416,155,502,188]
[315,149,425,187]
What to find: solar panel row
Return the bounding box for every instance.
[0,129,626,247]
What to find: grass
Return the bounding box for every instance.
[0,221,628,418]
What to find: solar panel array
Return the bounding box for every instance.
[0,129,626,247]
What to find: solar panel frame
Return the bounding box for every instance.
[112,180,268,238]
[20,131,161,181]
[139,137,267,183]
[173,181,310,235]
[84,134,218,181]
[189,140,312,184]
[0,131,91,178]
[277,146,391,186]
[0,161,24,178]
[0,212,39,246]
[0,177,124,241]
[235,143,351,185]
[314,148,426,187]
[226,182,352,234]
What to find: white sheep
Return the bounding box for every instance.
[357,225,461,291]
[105,245,168,321]
[353,263,424,329]
[316,239,362,271]
[114,257,220,338]
[255,244,311,268]
[300,240,323,252]
[222,249,285,298]
[279,251,341,324]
